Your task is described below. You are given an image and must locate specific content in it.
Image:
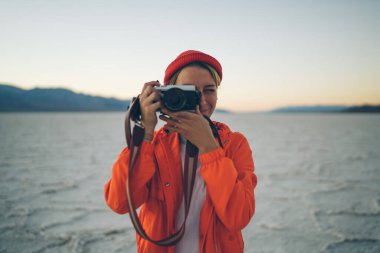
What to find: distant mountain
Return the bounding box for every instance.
[271,105,380,113]
[215,108,230,113]
[0,84,130,112]
[343,105,380,113]
[0,84,232,113]
[271,105,348,113]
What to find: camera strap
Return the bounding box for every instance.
[124,96,202,247]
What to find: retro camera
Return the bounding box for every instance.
[155,85,201,112]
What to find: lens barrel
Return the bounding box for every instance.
[163,88,187,112]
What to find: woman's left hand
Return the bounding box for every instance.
[159,106,219,154]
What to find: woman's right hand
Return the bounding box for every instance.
[139,81,162,135]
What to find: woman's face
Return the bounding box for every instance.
[175,66,218,117]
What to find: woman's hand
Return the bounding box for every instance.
[159,106,219,154]
[140,81,162,136]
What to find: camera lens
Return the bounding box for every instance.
[163,88,186,112]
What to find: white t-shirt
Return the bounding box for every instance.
[174,135,206,253]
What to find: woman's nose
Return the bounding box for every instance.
[200,92,207,105]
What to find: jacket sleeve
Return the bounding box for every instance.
[104,140,156,214]
[200,133,257,230]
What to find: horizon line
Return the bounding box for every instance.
[1,82,379,113]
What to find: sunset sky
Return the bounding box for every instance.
[0,0,379,112]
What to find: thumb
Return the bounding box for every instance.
[195,105,202,115]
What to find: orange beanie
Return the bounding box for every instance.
[163,50,222,85]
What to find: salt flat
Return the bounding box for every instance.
[1,112,379,253]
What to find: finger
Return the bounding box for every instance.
[171,111,197,120]
[160,109,181,121]
[159,114,180,124]
[142,81,160,92]
[140,85,152,99]
[161,108,182,118]
[148,101,161,112]
[163,122,175,127]
[196,105,202,115]
[141,81,160,94]
[163,122,176,129]
[164,124,184,134]
[143,85,160,98]
[160,108,196,121]
[145,90,162,103]
[141,93,161,114]
[163,122,180,131]
[141,90,162,108]
[160,108,172,116]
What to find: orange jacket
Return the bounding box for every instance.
[104,122,257,253]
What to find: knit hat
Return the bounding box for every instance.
[163,50,223,85]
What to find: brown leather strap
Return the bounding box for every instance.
[125,96,141,148]
[124,98,199,246]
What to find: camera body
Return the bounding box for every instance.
[155,85,201,112]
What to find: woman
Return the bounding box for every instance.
[104,50,257,253]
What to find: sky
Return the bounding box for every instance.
[0,0,379,112]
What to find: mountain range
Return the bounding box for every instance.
[0,84,130,112]
[1,84,379,113]
[271,105,380,113]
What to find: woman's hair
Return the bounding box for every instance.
[166,62,221,87]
